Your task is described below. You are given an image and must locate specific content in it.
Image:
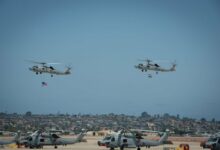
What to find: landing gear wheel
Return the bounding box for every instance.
[51,74,53,77]
[137,147,141,150]
[29,146,34,149]
[110,148,114,150]
[120,145,124,150]
[54,145,57,149]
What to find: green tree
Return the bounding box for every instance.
[25,111,32,116]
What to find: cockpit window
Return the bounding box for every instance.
[155,64,160,67]
[40,139,45,142]
[104,136,111,140]
[111,137,115,142]
[208,138,217,142]
[123,132,133,138]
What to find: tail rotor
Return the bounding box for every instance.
[65,64,72,74]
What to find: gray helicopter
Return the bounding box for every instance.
[0,131,20,146]
[100,129,169,150]
[135,59,176,78]
[201,132,220,150]
[28,60,71,77]
[23,130,86,149]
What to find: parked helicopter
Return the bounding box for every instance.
[27,60,71,77]
[0,131,20,146]
[200,132,220,150]
[135,59,176,78]
[20,130,86,149]
[99,129,169,150]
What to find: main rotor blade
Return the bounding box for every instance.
[47,62,61,65]
[138,59,175,64]
[153,60,173,63]
[25,60,61,65]
[138,59,152,62]
[25,60,47,65]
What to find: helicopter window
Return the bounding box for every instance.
[52,134,60,138]
[123,132,133,138]
[218,138,220,144]
[136,134,144,139]
[49,66,54,70]
[29,137,32,141]
[40,139,45,142]
[104,136,111,140]
[111,137,115,142]
[208,138,217,142]
[123,139,127,143]
[155,64,160,67]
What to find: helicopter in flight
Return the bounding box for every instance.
[27,60,71,77]
[135,59,176,78]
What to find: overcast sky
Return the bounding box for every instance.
[0,0,220,120]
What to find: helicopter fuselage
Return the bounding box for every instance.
[135,63,175,72]
[29,65,70,76]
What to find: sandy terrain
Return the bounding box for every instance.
[2,136,205,150]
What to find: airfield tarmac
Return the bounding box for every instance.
[3,136,205,150]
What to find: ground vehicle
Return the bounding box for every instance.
[176,144,189,150]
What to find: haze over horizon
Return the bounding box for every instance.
[0,111,217,122]
[1,1,220,120]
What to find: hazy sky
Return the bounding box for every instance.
[0,0,220,120]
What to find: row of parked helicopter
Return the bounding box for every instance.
[1,129,220,150]
[0,129,170,150]
[27,59,177,78]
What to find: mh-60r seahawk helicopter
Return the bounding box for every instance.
[99,128,169,150]
[28,60,71,77]
[135,59,176,78]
